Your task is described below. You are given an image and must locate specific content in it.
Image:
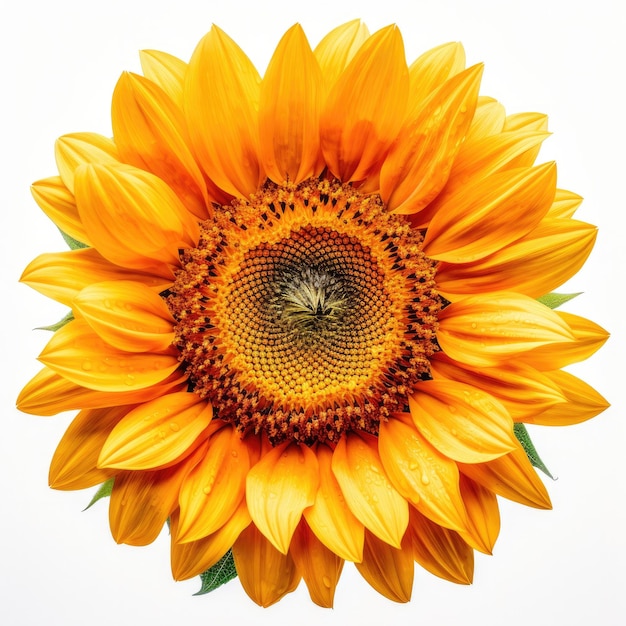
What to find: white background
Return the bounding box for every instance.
[2,1,624,624]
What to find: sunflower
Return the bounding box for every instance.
[18,21,609,607]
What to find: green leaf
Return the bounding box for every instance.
[514,423,554,479]
[194,550,238,595]
[84,478,115,511]
[35,310,74,332]
[537,292,581,310]
[59,228,88,250]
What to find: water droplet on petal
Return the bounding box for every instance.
[81,359,92,371]
[322,575,331,588]
[169,422,180,432]
[421,473,430,485]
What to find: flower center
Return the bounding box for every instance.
[166,178,442,445]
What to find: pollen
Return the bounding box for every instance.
[166,178,441,444]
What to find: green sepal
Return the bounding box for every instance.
[537,292,581,310]
[35,310,74,332]
[84,478,115,511]
[513,423,554,479]
[194,549,238,595]
[59,228,88,250]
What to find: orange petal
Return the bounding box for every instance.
[184,25,261,198]
[177,425,249,542]
[246,441,319,554]
[464,96,506,142]
[232,523,300,607]
[407,42,466,112]
[55,132,121,193]
[170,499,251,580]
[379,417,468,532]
[109,447,203,546]
[548,188,583,218]
[430,355,566,421]
[98,392,211,470]
[16,366,187,416]
[409,507,473,584]
[49,405,128,490]
[112,71,210,219]
[73,280,175,353]
[31,176,91,246]
[139,49,187,109]
[20,247,172,307]
[38,319,180,392]
[459,443,552,509]
[458,474,500,554]
[520,311,609,370]
[74,163,199,270]
[331,432,408,548]
[320,25,409,182]
[313,20,370,88]
[423,162,557,263]
[381,64,483,215]
[355,530,414,603]
[437,292,575,367]
[525,370,609,426]
[409,380,517,463]
[436,218,597,300]
[303,444,364,562]
[289,520,344,608]
[258,24,323,185]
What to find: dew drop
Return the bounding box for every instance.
[322,575,331,588]
[169,422,180,432]
[421,473,430,485]
[408,461,419,471]
[81,359,93,371]
[202,485,212,495]
[231,450,238,458]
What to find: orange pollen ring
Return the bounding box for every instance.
[166,178,442,445]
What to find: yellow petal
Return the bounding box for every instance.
[55,132,121,193]
[525,370,609,426]
[501,112,549,168]
[259,24,323,185]
[246,441,319,554]
[521,311,609,370]
[109,451,200,546]
[436,218,597,300]
[31,176,91,246]
[331,432,408,548]
[458,474,500,554]
[381,64,483,215]
[437,292,575,367]
[409,380,517,463]
[184,25,261,198]
[74,163,199,270]
[303,444,364,563]
[232,523,300,607]
[464,96,506,142]
[73,280,175,353]
[49,406,127,490]
[320,25,409,182]
[431,355,566,421]
[98,392,212,470]
[17,366,186,416]
[409,507,473,584]
[313,19,370,88]
[379,417,468,532]
[20,247,172,307]
[407,42,466,113]
[548,188,583,218]
[139,49,187,109]
[112,71,210,219]
[423,162,556,263]
[459,443,552,509]
[355,530,414,603]
[289,520,344,608]
[177,425,249,542]
[170,499,251,580]
[38,319,180,392]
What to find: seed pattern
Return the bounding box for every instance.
[167,178,442,444]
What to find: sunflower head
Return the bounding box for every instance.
[18,20,608,608]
